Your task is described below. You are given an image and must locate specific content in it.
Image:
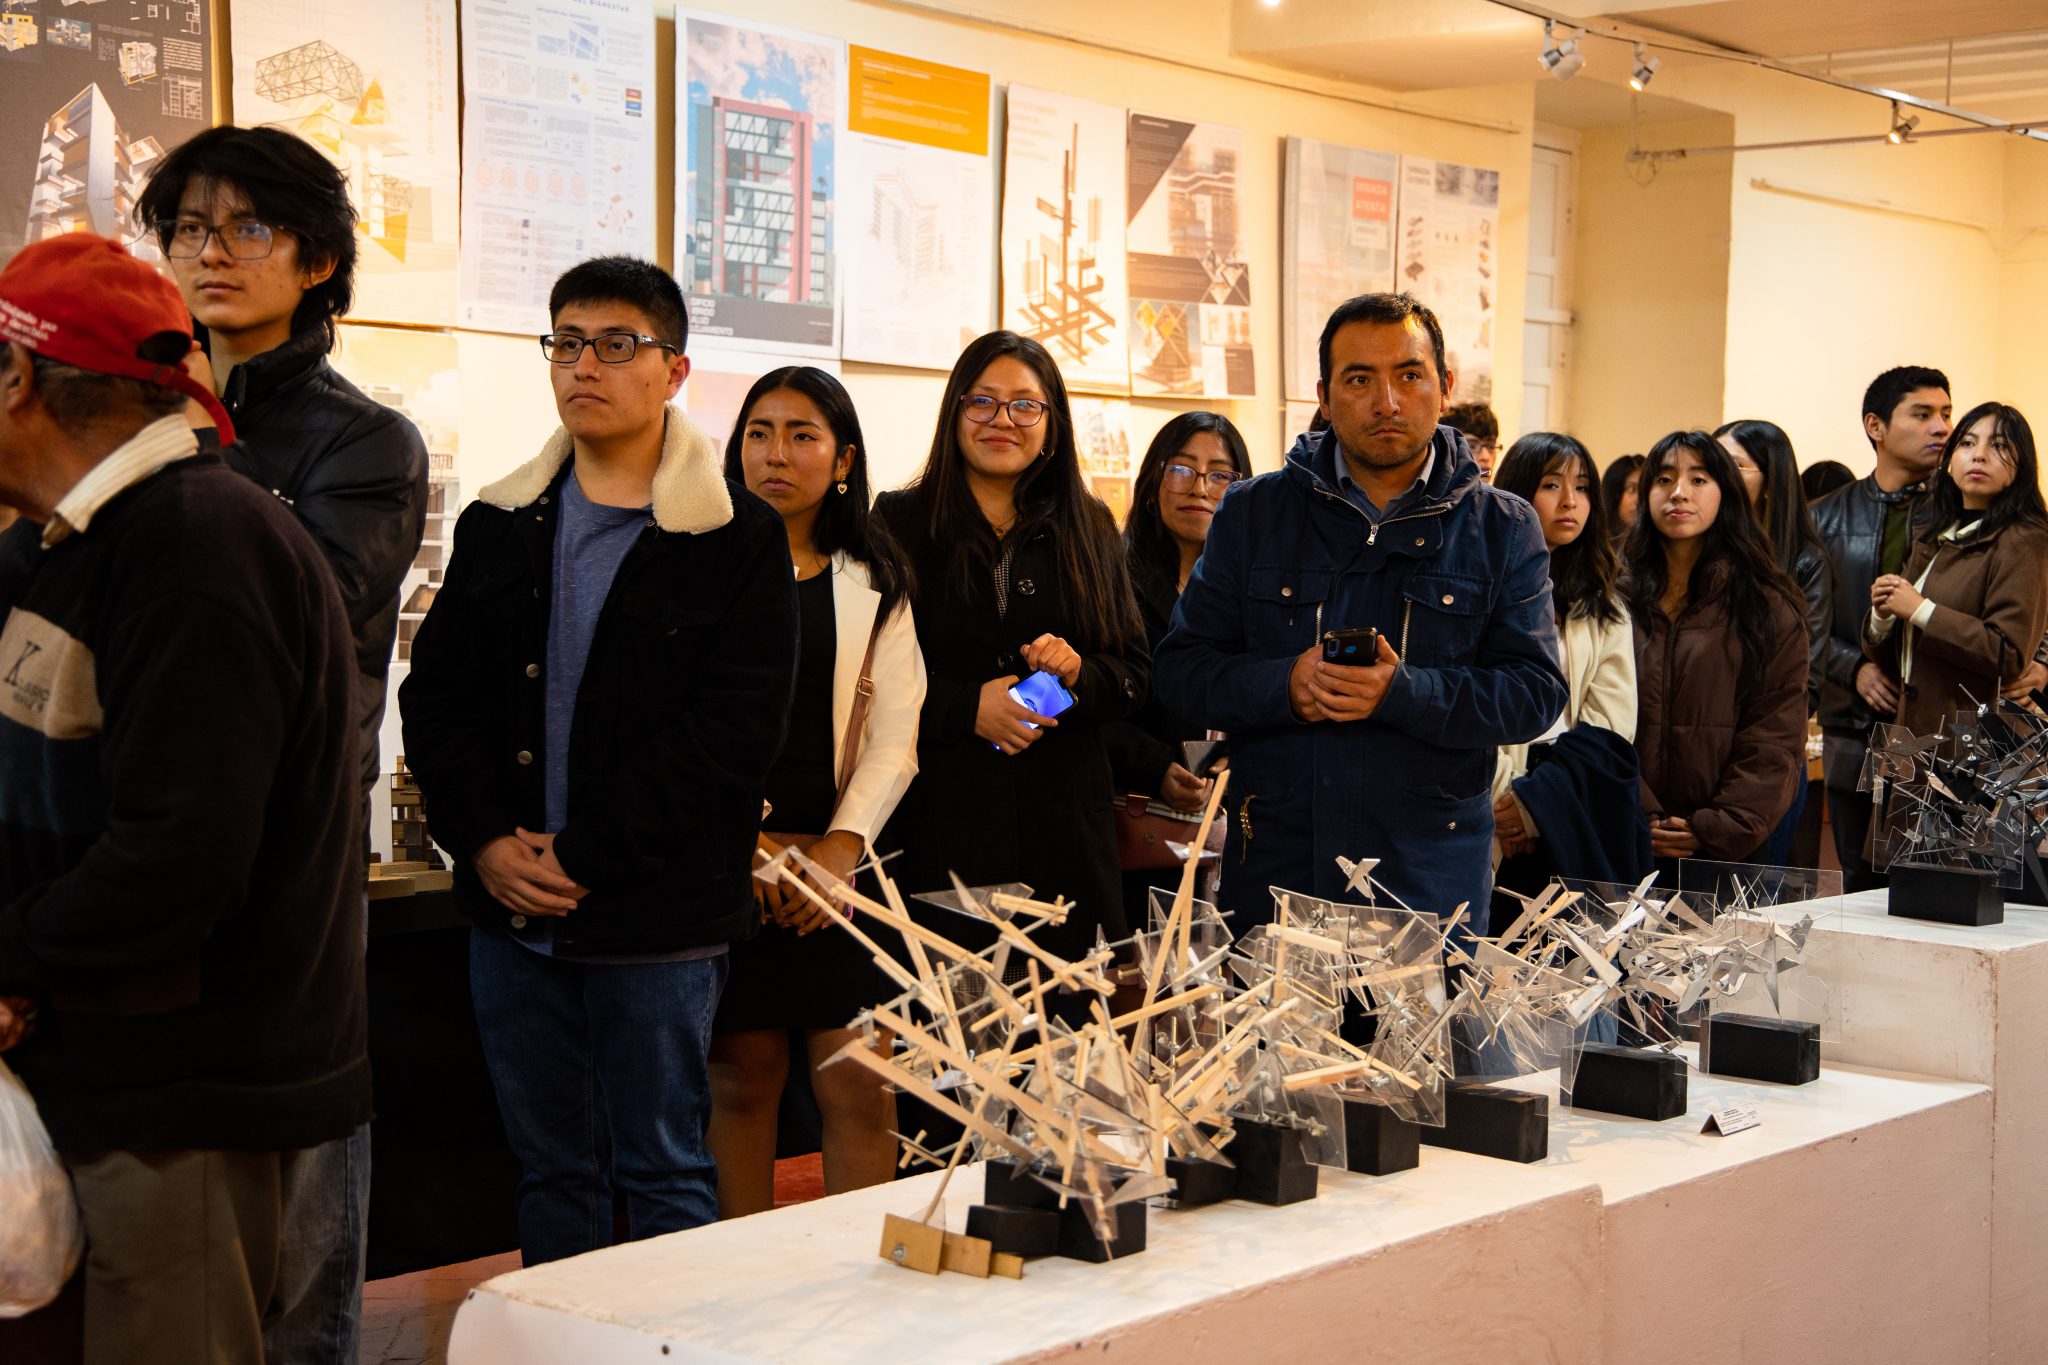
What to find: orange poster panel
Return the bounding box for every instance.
[848,45,990,156]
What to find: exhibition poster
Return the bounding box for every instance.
[1281,137,1398,402]
[456,0,655,335]
[231,0,460,326]
[1001,85,1129,394]
[678,11,843,358]
[839,45,993,372]
[682,347,842,451]
[1126,113,1253,399]
[1071,396,1135,524]
[1396,155,1500,403]
[0,0,213,263]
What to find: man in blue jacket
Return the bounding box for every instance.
[1155,293,1566,934]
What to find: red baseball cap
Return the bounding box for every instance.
[0,234,235,443]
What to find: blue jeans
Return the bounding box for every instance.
[469,929,727,1265]
[263,1124,370,1365]
[1759,772,1809,867]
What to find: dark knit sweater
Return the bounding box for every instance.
[0,452,370,1152]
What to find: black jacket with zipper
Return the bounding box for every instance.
[1809,473,1923,737]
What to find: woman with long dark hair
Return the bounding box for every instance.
[1106,411,1250,925]
[1866,401,2048,737]
[1488,433,1640,879]
[1602,452,1645,542]
[708,366,926,1216]
[873,332,1148,960]
[1623,431,1808,865]
[1715,419,1832,864]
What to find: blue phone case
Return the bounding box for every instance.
[1008,670,1076,722]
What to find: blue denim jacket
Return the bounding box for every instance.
[1154,425,1567,934]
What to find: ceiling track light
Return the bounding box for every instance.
[1538,19,1584,81]
[1629,42,1661,92]
[1887,100,1920,144]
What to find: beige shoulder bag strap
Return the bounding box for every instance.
[834,618,885,807]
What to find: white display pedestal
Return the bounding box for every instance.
[450,1157,1606,1364]
[1497,1056,1991,1365]
[1772,889,2048,1361]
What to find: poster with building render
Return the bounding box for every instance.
[1394,155,1499,403]
[838,45,992,372]
[1281,137,1398,402]
[0,0,213,264]
[678,11,842,358]
[1001,85,1128,394]
[1126,113,1252,399]
[231,0,459,325]
[456,0,655,335]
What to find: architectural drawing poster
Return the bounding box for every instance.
[1395,155,1500,403]
[232,0,459,325]
[1071,397,1135,524]
[839,45,993,371]
[0,0,213,263]
[1126,113,1252,399]
[1281,137,1397,402]
[456,0,655,335]
[1001,85,1128,394]
[679,11,842,358]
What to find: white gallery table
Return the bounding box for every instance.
[1770,889,2048,1361]
[449,1060,1986,1364]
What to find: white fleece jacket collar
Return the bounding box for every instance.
[477,404,733,534]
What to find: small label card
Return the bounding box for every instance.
[1701,1101,1761,1136]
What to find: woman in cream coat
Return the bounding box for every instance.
[709,367,926,1217]
[1489,434,1637,869]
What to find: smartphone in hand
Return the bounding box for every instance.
[995,669,1078,751]
[1321,626,1380,664]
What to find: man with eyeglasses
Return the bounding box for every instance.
[134,124,425,1365]
[400,256,798,1263]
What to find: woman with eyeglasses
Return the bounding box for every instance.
[1865,401,2048,738]
[873,332,1149,963]
[706,366,925,1218]
[1105,413,1251,925]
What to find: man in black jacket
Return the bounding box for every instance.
[401,258,798,1264]
[1810,366,1950,889]
[0,237,367,1363]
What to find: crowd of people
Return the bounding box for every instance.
[2,123,2046,1364]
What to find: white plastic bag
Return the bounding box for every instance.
[0,1057,82,1317]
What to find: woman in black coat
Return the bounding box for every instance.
[874,331,1149,960]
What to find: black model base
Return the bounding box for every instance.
[1705,1013,1821,1086]
[1164,1155,1238,1208]
[966,1203,1059,1257]
[1420,1082,1550,1163]
[1228,1118,1320,1205]
[981,1159,1060,1210]
[1561,1043,1689,1121]
[1887,866,2005,926]
[1055,1197,1146,1262]
[1341,1100,1421,1175]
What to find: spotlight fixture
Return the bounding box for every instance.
[1887,101,1920,144]
[1629,43,1661,92]
[1538,20,1584,81]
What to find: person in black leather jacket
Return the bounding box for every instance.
[135,124,426,1365]
[139,126,429,800]
[1808,367,1950,888]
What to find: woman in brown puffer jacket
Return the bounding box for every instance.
[1866,401,2048,739]
[1622,431,1810,867]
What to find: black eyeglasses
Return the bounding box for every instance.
[1162,462,1243,496]
[540,332,678,365]
[155,218,277,260]
[959,394,1049,428]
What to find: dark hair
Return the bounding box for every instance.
[0,346,187,426]
[548,256,688,353]
[1494,433,1622,626]
[1622,431,1804,697]
[1124,412,1252,586]
[1317,292,1448,391]
[1713,419,1825,576]
[722,366,909,611]
[1601,453,1645,532]
[1923,401,2048,543]
[1441,404,1499,445]
[1861,366,1950,449]
[136,125,358,348]
[903,330,1142,654]
[1801,460,1856,502]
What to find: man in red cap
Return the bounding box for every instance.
[0,235,368,1365]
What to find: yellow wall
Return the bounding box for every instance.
[1570,113,1733,464]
